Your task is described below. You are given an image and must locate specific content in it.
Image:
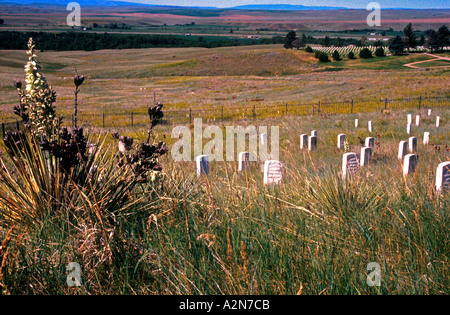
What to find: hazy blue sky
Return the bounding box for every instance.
[116,0,450,9]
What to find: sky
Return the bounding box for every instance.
[115,0,450,9]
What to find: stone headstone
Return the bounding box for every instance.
[403,154,418,175]
[260,133,268,146]
[196,155,209,177]
[415,115,420,127]
[406,123,412,135]
[311,130,317,137]
[365,137,374,149]
[238,151,250,171]
[436,161,450,193]
[427,109,432,116]
[408,137,417,153]
[308,136,317,151]
[337,134,346,149]
[436,116,440,128]
[368,121,373,133]
[342,152,360,176]
[263,160,283,185]
[300,134,308,149]
[398,141,407,160]
[423,132,430,145]
[360,146,372,166]
[407,114,412,124]
[355,119,359,128]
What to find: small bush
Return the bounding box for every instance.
[305,45,313,53]
[375,46,385,57]
[348,51,356,59]
[332,50,341,61]
[359,48,373,59]
[318,52,330,62]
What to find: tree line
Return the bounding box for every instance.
[0,31,282,51]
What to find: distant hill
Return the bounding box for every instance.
[230,4,348,11]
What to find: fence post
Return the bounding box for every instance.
[1,123,4,138]
[189,108,192,124]
[418,96,422,110]
[351,99,354,114]
[221,106,224,121]
[285,103,288,114]
[131,112,134,127]
[253,104,256,119]
[102,113,105,128]
[384,98,388,110]
[318,101,321,114]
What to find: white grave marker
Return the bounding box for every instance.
[398,141,407,160]
[436,161,450,193]
[308,136,317,151]
[196,155,209,177]
[260,133,268,145]
[406,123,412,135]
[238,151,251,171]
[368,121,373,133]
[408,137,417,153]
[415,115,420,127]
[423,132,430,145]
[355,119,359,128]
[360,147,372,166]
[311,130,317,137]
[337,134,346,149]
[365,137,374,149]
[342,152,360,176]
[300,134,308,149]
[263,160,283,185]
[407,114,412,124]
[403,154,418,175]
[436,116,440,128]
[427,109,432,116]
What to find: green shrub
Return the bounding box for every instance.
[305,45,313,53]
[318,52,330,62]
[348,51,356,59]
[359,48,373,59]
[375,46,385,57]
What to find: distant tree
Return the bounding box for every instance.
[314,50,321,58]
[284,31,297,49]
[332,50,341,61]
[299,33,307,47]
[403,23,417,50]
[335,37,344,47]
[292,38,300,49]
[0,19,4,25]
[389,35,405,55]
[437,25,450,50]
[360,35,367,47]
[318,52,330,62]
[348,51,356,59]
[426,29,440,52]
[305,45,313,53]
[419,33,426,46]
[373,40,384,47]
[359,48,373,59]
[375,46,385,57]
[323,36,330,47]
[229,28,233,34]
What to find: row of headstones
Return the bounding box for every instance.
[405,113,440,135]
[196,112,448,191]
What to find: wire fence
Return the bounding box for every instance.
[2,95,449,137]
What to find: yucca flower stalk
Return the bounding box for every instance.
[23,38,60,140]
